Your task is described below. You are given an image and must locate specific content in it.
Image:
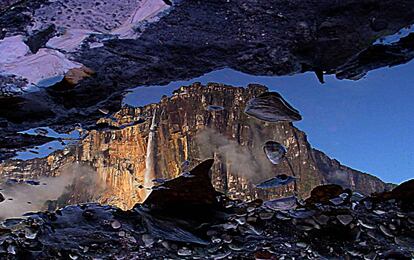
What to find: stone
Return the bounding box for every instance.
[24,228,38,239]
[142,234,155,247]
[264,196,297,211]
[212,251,231,259]
[379,225,394,238]
[7,245,16,255]
[259,212,274,220]
[263,141,287,165]
[358,220,376,230]
[329,196,345,206]
[289,209,315,219]
[63,66,95,86]
[177,247,192,256]
[229,243,243,251]
[336,215,353,226]
[373,210,386,215]
[207,105,225,112]
[235,217,246,225]
[382,249,411,259]
[350,192,365,202]
[257,174,295,189]
[254,250,275,259]
[110,220,121,229]
[296,242,308,248]
[314,214,330,225]
[305,184,344,205]
[244,92,302,122]
[394,236,414,247]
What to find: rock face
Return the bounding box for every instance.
[0,149,74,181]
[0,83,391,210]
[312,149,396,193]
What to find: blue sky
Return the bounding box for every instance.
[124,61,414,184]
[16,127,81,160]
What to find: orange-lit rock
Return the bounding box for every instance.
[64,66,95,86]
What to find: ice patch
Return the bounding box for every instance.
[0,42,82,85]
[0,35,30,63]
[112,0,169,39]
[46,29,94,52]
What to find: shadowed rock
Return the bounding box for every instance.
[390,179,414,201]
[244,92,302,122]
[372,179,414,209]
[136,208,209,245]
[336,34,414,80]
[305,184,345,205]
[143,159,221,212]
[24,24,56,53]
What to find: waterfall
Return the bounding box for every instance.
[140,109,158,201]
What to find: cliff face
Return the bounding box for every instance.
[0,83,390,210]
[69,83,323,208]
[311,149,394,193]
[0,149,74,180]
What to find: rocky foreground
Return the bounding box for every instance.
[0,159,412,259]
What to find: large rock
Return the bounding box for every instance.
[143,159,220,211]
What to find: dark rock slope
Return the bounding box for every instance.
[1,0,414,157]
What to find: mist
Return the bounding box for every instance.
[0,163,104,220]
[195,128,277,183]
